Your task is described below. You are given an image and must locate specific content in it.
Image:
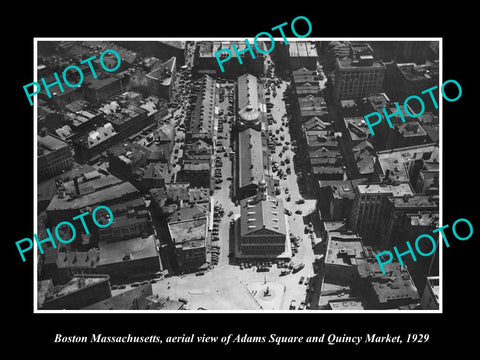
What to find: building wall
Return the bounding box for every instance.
[240,234,285,256]
[96,256,161,282]
[334,65,385,102]
[176,246,206,270]
[38,144,73,180]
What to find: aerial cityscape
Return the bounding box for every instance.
[35,39,440,311]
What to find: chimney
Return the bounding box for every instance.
[73,176,80,196]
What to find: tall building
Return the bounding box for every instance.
[236,180,289,258]
[333,56,386,102]
[38,132,74,180]
[395,41,430,64]
[350,182,414,246]
[381,194,438,248]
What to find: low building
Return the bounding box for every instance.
[96,234,161,282]
[168,217,208,271]
[41,274,111,310]
[324,232,367,284]
[236,180,289,259]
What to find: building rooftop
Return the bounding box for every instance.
[168,218,208,249]
[238,128,267,189]
[289,41,318,58]
[240,186,286,237]
[38,134,70,156]
[408,211,439,227]
[98,234,158,266]
[147,57,176,86]
[357,261,420,305]
[377,144,439,182]
[47,180,138,211]
[388,194,438,209]
[344,117,370,141]
[356,182,414,196]
[75,123,117,149]
[328,299,365,310]
[325,236,366,267]
[189,75,216,136]
[396,62,439,81]
[337,57,385,70]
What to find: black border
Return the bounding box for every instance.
[6,7,478,354]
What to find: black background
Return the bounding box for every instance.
[5,4,477,355]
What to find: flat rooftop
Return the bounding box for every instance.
[168,218,207,248]
[38,134,69,154]
[289,41,318,58]
[356,182,413,196]
[325,237,365,267]
[377,144,439,182]
[98,234,158,266]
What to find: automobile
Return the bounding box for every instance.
[289,300,297,310]
[118,285,126,290]
[130,283,140,288]
[111,285,119,290]
[215,185,221,190]
[295,199,305,204]
[226,177,232,181]
[295,210,303,215]
[286,196,291,202]
[286,167,291,175]
[285,188,289,194]
[240,263,244,270]
[280,269,290,276]
[195,272,205,276]
[284,209,292,216]
[299,302,305,310]
[304,277,310,285]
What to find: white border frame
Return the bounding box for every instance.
[33,37,442,314]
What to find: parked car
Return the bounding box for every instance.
[195,272,205,276]
[299,276,305,284]
[295,210,303,215]
[289,300,296,310]
[299,302,305,310]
